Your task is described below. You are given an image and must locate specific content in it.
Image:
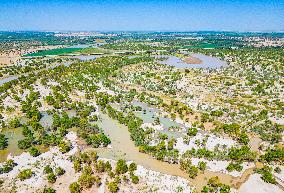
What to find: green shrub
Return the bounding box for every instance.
[55,167,65,176]
[226,162,243,172]
[69,182,81,193]
[58,141,71,153]
[131,174,139,184]
[105,161,112,172]
[44,165,53,174]
[29,147,41,157]
[256,166,277,184]
[8,118,21,128]
[95,160,105,173]
[261,147,284,163]
[108,181,119,193]
[198,161,207,172]
[115,159,128,174]
[187,165,199,179]
[74,160,82,172]
[129,162,137,172]
[0,159,17,174]
[187,128,198,136]
[47,172,57,183]
[18,169,33,180]
[42,187,56,193]
[0,134,8,150]
[78,173,95,189]
[18,138,32,149]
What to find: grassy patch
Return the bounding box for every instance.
[76,47,111,55]
[24,48,82,57]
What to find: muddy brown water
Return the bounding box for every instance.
[94,112,255,191]
[0,127,25,162]
[0,111,255,191]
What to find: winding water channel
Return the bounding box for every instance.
[94,111,255,191]
[0,109,259,191]
[0,53,254,191]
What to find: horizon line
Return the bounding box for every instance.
[1,30,284,33]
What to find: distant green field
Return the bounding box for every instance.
[183,43,218,49]
[76,47,111,54]
[24,48,82,57]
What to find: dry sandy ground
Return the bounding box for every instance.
[0,45,64,66]
[183,55,203,64]
[239,174,283,193]
[0,53,20,66]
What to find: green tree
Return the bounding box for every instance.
[18,169,33,180]
[187,128,198,136]
[198,161,207,172]
[131,174,139,184]
[108,181,119,193]
[74,160,82,172]
[187,165,198,179]
[239,131,249,145]
[29,147,41,157]
[226,162,243,172]
[129,162,137,173]
[78,173,95,189]
[8,118,21,128]
[256,166,277,184]
[69,182,81,193]
[0,134,8,150]
[115,159,128,175]
[55,167,65,176]
[42,187,56,193]
[47,172,57,183]
[44,165,53,174]
[18,139,32,149]
[95,160,105,173]
[58,141,71,153]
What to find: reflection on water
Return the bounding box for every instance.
[132,100,184,138]
[95,112,190,177]
[0,75,18,85]
[0,112,58,163]
[71,55,97,61]
[40,112,53,128]
[0,109,255,191]
[156,54,227,69]
[132,101,180,128]
[0,128,25,162]
[136,110,184,138]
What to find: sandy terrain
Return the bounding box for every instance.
[239,174,283,193]
[183,55,203,64]
[0,45,64,66]
[0,53,21,66]
[0,132,195,193]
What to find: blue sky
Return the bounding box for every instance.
[0,0,283,31]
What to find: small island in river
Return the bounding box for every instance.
[182,55,203,64]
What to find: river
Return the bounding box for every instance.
[0,108,255,191]
[0,53,253,191]
[94,111,254,191]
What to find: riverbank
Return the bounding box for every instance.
[92,112,259,192]
[156,53,227,69]
[0,132,194,193]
